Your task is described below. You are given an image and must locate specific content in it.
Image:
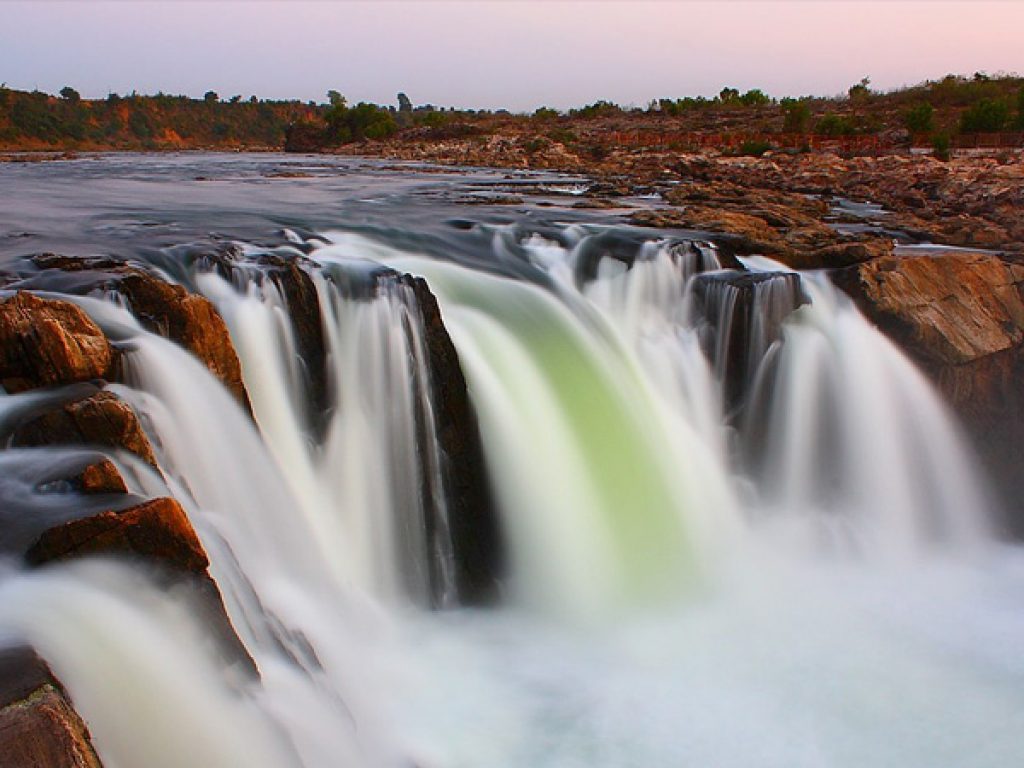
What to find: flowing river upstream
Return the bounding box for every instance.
[1,153,1023,767]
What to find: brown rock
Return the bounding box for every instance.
[11,390,159,470]
[26,497,209,573]
[832,250,1024,533]
[0,647,102,768]
[832,251,1024,366]
[75,459,129,495]
[0,292,114,393]
[111,272,250,408]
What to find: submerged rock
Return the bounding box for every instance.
[0,647,102,768]
[0,292,115,393]
[832,251,1024,533]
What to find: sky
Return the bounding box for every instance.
[1,1,1022,111]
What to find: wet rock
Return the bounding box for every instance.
[24,255,250,410]
[70,458,128,495]
[11,389,159,470]
[692,270,806,409]
[782,237,893,270]
[0,292,114,393]
[108,272,250,409]
[832,251,1024,533]
[0,646,102,768]
[401,274,505,605]
[26,496,208,572]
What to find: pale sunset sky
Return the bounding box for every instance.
[1,1,1021,110]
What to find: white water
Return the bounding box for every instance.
[2,227,1022,767]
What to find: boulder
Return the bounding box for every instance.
[11,389,159,470]
[105,272,250,409]
[25,256,250,410]
[0,292,114,393]
[0,647,102,768]
[25,497,208,573]
[832,251,1024,533]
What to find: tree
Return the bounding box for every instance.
[718,87,740,104]
[397,92,412,112]
[204,90,219,104]
[59,86,81,103]
[1017,87,1024,129]
[781,98,810,133]
[533,106,559,120]
[739,89,771,106]
[848,76,872,102]
[904,102,934,134]
[959,98,1009,133]
[229,95,241,104]
[327,90,346,108]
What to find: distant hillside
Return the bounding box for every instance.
[2,74,1023,155]
[0,87,321,150]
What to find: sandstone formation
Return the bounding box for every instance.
[0,292,114,393]
[0,647,102,768]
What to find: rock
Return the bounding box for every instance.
[0,292,114,393]
[24,256,251,410]
[401,274,505,605]
[26,497,208,573]
[11,390,159,470]
[832,251,1024,533]
[71,458,128,495]
[832,252,1024,365]
[108,272,250,409]
[691,271,806,408]
[782,237,893,270]
[0,647,102,768]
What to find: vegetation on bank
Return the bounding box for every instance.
[1,72,1022,154]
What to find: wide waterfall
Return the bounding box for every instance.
[2,212,1022,768]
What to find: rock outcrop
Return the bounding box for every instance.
[0,292,115,393]
[401,274,505,605]
[0,647,102,768]
[10,389,160,470]
[26,497,208,573]
[24,255,250,409]
[832,250,1024,532]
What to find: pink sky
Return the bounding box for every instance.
[1,1,1021,109]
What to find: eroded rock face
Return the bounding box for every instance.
[832,251,1024,533]
[26,496,209,573]
[11,389,159,470]
[23,255,250,410]
[0,647,102,768]
[0,292,114,393]
[401,274,505,605]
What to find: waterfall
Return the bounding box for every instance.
[1,222,1013,768]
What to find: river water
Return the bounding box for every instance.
[1,153,1022,768]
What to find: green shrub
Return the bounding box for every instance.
[931,131,951,161]
[736,139,773,156]
[533,107,559,120]
[781,99,810,133]
[904,102,934,134]
[959,98,1010,132]
[815,113,857,136]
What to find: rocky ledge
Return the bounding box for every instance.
[831,250,1024,533]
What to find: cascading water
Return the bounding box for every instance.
[2,218,1022,768]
